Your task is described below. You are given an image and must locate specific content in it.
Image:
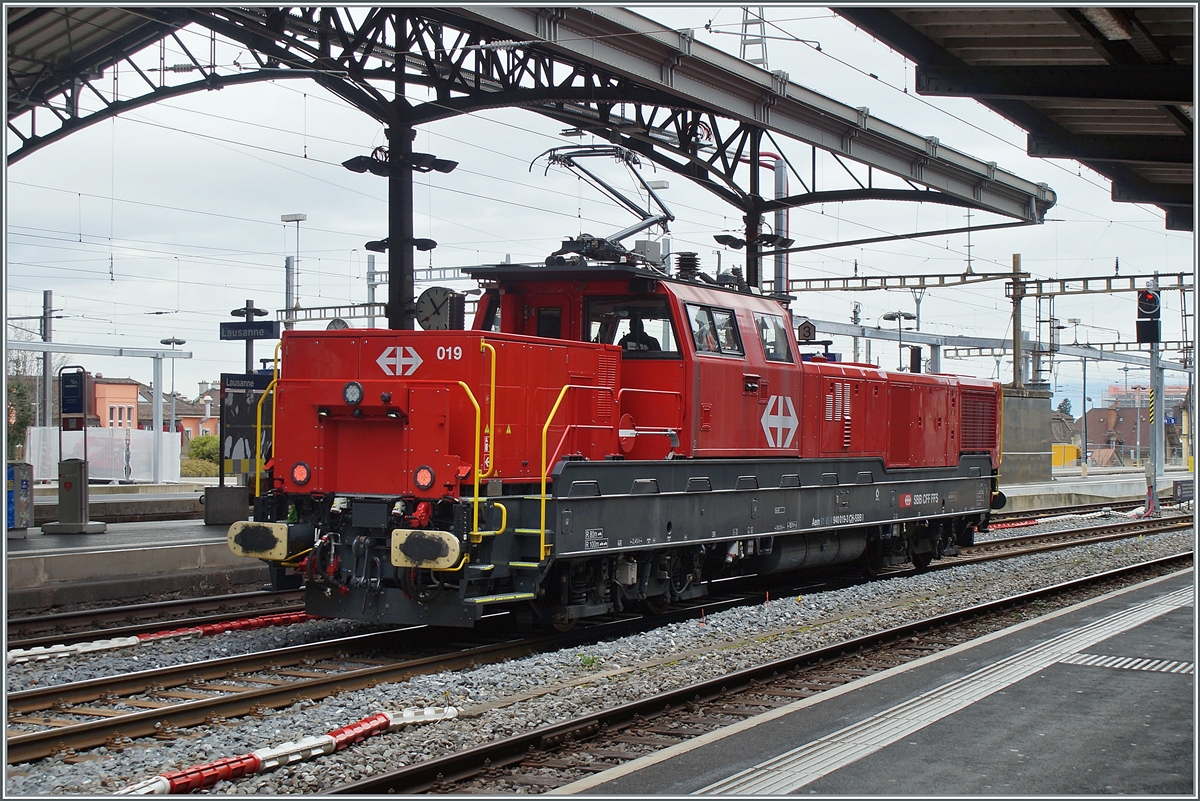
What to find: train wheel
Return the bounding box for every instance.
[550,617,578,633]
[641,594,671,615]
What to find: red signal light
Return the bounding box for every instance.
[291,462,311,485]
[414,465,435,490]
[1137,289,1161,318]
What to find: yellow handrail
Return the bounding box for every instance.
[254,377,278,497]
[270,340,282,482]
[455,380,483,543]
[490,501,507,535]
[479,339,497,478]
[539,384,616,561]
[280,547,312,567]
[432,552,470,573]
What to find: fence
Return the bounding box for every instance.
[24,427,180,483]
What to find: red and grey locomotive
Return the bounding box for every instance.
[229,252,1003,628]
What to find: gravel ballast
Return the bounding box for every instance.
[5,522,1192,796]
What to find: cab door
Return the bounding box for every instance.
[686,302,758,455]
[748,310,801,455]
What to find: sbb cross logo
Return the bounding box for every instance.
[900,494,913,508]
[376,346,424,376]
[760,395,798,448]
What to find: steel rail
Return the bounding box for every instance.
[969,514,1191,551]
[5,595,747,765]
[6,591,304,646]
[5,630,543,765]
[7,604,306,652]
[990,500,1143,522]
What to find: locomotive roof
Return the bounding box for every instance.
[462,260,783,305]
[462,260,667,283]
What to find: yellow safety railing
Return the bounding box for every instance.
[455,380,483,544]
[253,342,284,497]
[490,501,507,535]
[432,552,470,573]
[254,377,277,498]
[480,339,497,479]
[540,384,616,561]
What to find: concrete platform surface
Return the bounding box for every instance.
[555,569,1194,796]
[6,520,267,611]
[32,492,207,525]
[1002,465,1191,513]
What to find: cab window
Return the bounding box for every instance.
[753,312,793,362]
[477,291,501,333]
[585,298,679,357]
[537,307,561,339]
[687,304,743,356]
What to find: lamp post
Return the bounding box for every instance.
[1084,395,1092,476]
[1132,385,1147,465]
[881,311,917,371]
[1081,353,1089,476]
[230,301,268,374]
[160,337,185,445]
[281,213,306,330]
[342,146,457,329]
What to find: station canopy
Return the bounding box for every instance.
[834,6,1194,231]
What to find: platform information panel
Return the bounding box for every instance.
[60,368,87,431]
[220,372,273,489]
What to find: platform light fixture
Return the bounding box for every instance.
[281,213,306,329]
[713,234,746,249]
[364,237,437,253]
[758,233,795,249]
[160,337,186,439]
[882,310,917,371]
[342,149,458,176]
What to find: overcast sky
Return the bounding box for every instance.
[5,6,1194,415]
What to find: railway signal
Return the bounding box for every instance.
[1136,287,1161,344]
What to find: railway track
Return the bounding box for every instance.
[953,512,1192,562]
[990,499,1146,523]
[7,515,1189,768]
[6,591,304,650]
[331,551,1193,794]
[4,595,750,765]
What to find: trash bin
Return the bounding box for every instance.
[7,461,33,536]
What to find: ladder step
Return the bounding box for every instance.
[514,528,548,536]
[507,561,543,569]
[464,592,536,605]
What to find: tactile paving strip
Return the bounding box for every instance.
[699,586,1194,795]
[1059,653,1194,674]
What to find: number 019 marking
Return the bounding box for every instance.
[437,346,463,360]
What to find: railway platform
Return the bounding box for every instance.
[28,481,207,526]
[3,468,1187,612]
[6,519,267,612]
[1003,464,1191,513]
[554,568,1194,795]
